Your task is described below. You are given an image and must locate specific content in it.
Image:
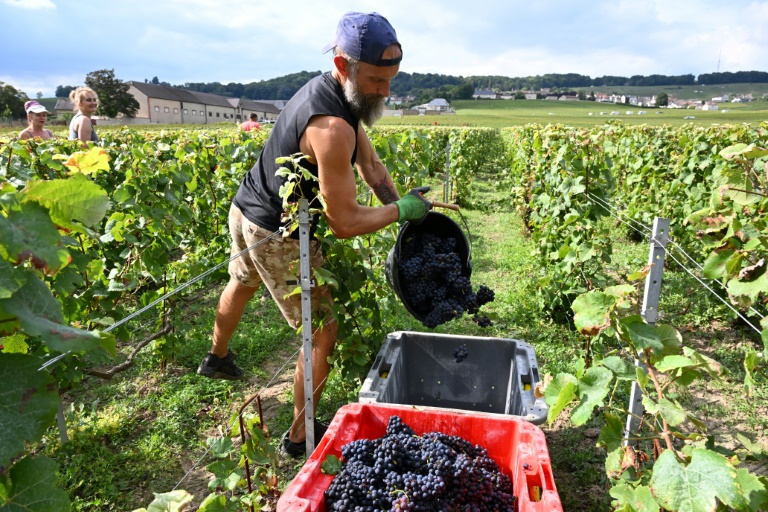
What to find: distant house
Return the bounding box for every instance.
[524,93,537,100]
[125,82,284,125]
[127,81,210,124]
[545,95,559,101]
[426,98,451,112]
[702,102,719,111]
[54,98,75,117]
[472,88,496,99]
[227,97,280,122]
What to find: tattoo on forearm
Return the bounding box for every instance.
[371,178,399,205]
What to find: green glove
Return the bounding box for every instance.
[395,186,433,222]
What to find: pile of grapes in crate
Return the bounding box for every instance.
[324,415,515,511]
[398,231,494,328]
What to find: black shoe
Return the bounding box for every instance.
[280,420,328,458]
[197,350,244,380]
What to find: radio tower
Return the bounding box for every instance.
[717,47,721,72]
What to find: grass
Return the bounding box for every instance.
[377,97,768,128]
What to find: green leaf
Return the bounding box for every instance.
[321,454,342,475]
[24,174,109,231]
[206,459,237,479]
[571,367,613,426]
[597,412,624,452]
[642,396,687,426]
[636,365,649,389]
[572,291,615,335]
[621,315,663,351]
[206,437,235,458]
[0,203,70,275]
[727,272,768,306]
[196,493,232,512]
[0,456,70,511]
[0,260,26,299]
[683,347,725,377]
[733,468,768,511]
[544,373,578,424]
[0,354,59,471]
[650,449,740,512]
[655,355,696,373]
[0,274,115,356]
[131,490,194,512]
[702,249,736,280]
[609,483,660,512]
[599,356,636,380]
[656,324,683,356]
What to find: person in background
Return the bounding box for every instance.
[196,12,432,458]
[19,100,54,140]
[240,112,261,132]
[68,87,99,142]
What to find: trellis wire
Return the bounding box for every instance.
[583,192,764,333]
[39,226,288,372]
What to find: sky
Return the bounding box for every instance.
[2,0,767,98]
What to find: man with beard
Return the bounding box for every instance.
[197,12,433,458]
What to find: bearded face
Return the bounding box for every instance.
[342,64,387,127]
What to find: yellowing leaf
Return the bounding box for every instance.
[62,147,111,175]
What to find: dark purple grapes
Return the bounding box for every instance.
[472,314,494,328]
[399,232,495,328]
[324,415,515,511]
[453,344,469,363]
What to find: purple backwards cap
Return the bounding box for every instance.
[322,12,401,66]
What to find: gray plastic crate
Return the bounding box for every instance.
[359,331,548,425]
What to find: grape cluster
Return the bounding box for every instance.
[325,415,516,511]
[398,232,495,328]
[453,344,469,363]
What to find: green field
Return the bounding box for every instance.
[378,98,768,128]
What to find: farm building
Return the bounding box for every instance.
[472,88,497,99]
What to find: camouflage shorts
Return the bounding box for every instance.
[228,204,332,329]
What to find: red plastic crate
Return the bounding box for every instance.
[277,403,562,512]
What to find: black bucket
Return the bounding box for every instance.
[385,211,472,321]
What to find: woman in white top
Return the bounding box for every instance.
[19,100,54,140]
[68,87,99,142]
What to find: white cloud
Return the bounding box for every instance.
[3,0,55,9]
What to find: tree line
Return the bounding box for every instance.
[63,70,765,102]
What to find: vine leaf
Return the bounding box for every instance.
[621,315,663,351]
[24,174,110,232]
[571,366,613,426]
[0,202,70,275]
[609,482,660,512]
[642,396,687,426]
[132,490,194,512]
[0,274,115,356]
[655,355,696,373]
[719,143,768,161]
[0,456,71,511]
[57,146,111,176]
[597,412,625,453]
[0,355,59,471]
[727,263,768,306]
[544,373,577,425]
[321,454,342,475]
[0,260,26,299]
[572,291,615,335]
[702,249,736,280]
[650,449,740,512]
[598,356,636,381]
[732,468,768,511]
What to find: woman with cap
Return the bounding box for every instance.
[19,101,54,140]
[68,86,99,143]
